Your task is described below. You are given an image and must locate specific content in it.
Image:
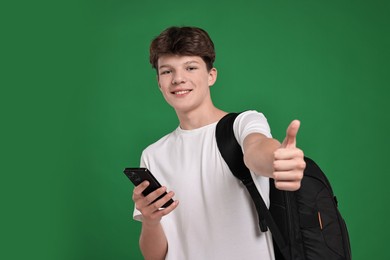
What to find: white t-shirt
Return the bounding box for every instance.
[133,110,275,260]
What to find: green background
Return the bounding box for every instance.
[2,0,389,259]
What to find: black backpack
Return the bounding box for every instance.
[215,112,351,260]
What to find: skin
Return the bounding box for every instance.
[132,54,305,259]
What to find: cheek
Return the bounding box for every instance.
[159,74,172,84]
[157,79,168,90]
[158,82,172,98]
[199,78,211,89]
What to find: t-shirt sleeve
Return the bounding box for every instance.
[233,110,272,148]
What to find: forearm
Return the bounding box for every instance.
[139,222,168,260]
[243,133,281,177]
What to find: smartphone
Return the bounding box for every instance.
[123,167,174,208]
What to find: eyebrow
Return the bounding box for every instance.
[158,60,200,70]
[184,60,200,65]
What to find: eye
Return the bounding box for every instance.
[160,70,171,75]
[187,66,197,71]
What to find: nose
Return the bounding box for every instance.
[172,71,186,85]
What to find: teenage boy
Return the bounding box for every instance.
[132,26,305,260]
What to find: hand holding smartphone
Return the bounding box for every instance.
[124,167,174,208]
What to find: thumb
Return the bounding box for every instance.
[281,120,301,148]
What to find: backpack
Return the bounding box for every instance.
[215,112,351,260]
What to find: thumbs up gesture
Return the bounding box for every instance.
[273,120,306,191]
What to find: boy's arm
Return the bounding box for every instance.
[139,222,168,260]
[243,120,305,191]
[133,181,179,259]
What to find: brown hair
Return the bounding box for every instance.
[149,26,216,71]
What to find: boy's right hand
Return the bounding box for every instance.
[132,181,179,226]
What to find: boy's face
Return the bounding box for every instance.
[157,55,217,114]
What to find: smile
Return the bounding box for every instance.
[172,90,192,95]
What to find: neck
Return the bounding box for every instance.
[176,106,227,130]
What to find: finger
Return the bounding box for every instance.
[143,193,179,217]
[158,200,179,215]
[133,181,150,196]
[281,120,300,148]
[274,180,301,191]
[274,148,304,161]
[273,170,303,182]
[135,186,168,212]
[149,191,176,210]
[144,200,180,221]
[273,151,306,174]
[144,186,168,205]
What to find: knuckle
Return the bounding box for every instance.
[273,161,279,170]
[132,192,142,203]
[152,202,160,210]
[299,160,306,170]
[295,170,304,180]
[144,196,151,205]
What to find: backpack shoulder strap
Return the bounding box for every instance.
[216,112,290,260]
[215,113,253,182]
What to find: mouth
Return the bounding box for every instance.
[171,90,192,95]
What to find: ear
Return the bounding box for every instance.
[208,68,217,86]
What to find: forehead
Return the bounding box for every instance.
[157,55,206,68]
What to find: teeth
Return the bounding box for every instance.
[174,90,190,95]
